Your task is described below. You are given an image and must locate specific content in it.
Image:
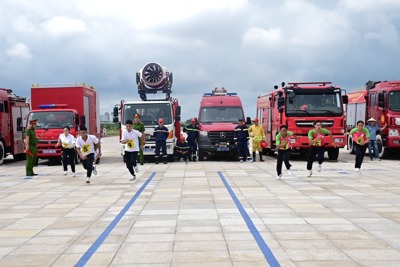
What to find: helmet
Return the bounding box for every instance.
[180,136,186,142]
[253,118,259,123]
[260,141,267,148]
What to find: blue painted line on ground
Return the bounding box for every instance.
[74,172,157,267]
[218,171,280,267]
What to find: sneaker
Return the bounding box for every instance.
[307,170,313,177]
[92,165,97,175]
[370,158,374,161]
[318,164,322,172]
[239,159,244,163]
[63,171,67,175]
[288,170,292,175]
[378,158,381,161]
[276,174,282,180]
[130,175,136,181]
[72,172,76,177]
[86,177,90,184]
[134,166,139,173]
[247,158,253,163]
[355,168,360,172]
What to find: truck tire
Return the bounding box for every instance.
[327,148,339,160]
[377,134,388,159]
[347,136,355,154]
[0,141,4,165]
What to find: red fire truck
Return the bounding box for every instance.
[113,62,181,161]
[257,82,348,160]
[346,80,400,158]
[0,88,30,165]
[197,87,250,161]
[26,83,100,162]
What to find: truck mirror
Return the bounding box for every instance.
[342,95,348,105]
[113,106,119,117]
[278,96,285,107]
[75,114,79,125]
[176,105,181,116]
[278,106,284,113]
[378,92,384,108]
[113,117,119,123]
[246,117,251,125]
[175,115,181,122]
[81,115,86,126]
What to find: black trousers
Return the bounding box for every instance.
[62,148,76,172]
[155,140,167,158]
[354,142,368,168]
[307,146,325,170]
[277,149,292,176]
[188,142,197,159]
[237,140,250,159]
[81,153,94,178]
[124,151,138,176]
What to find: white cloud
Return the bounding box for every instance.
[6,43,32,59]
[41,16,86,38]
[242,27,282,49]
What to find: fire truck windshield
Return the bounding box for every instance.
[29,111,74,129]
[285,92,343,117]
[123,103,172,125]
[389,91,400,111]
[199,107,244,123]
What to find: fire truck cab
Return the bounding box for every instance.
[257,82,348,160]
[0,88,30,165]
[197,87,250,161]
[346,80,400,158]
[113,62,181,161]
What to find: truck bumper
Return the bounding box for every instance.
[37,145,62,158]
[198,143,238,157]
[387,136,400,148]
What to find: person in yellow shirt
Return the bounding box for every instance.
[248,118,266,162]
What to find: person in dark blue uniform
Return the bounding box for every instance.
[154,118,169,164]
[183,118,200,161]
[234,118,253,163]
[174,136,190,161]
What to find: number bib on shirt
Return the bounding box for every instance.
[81,144,91,153]
[127,140,135,149]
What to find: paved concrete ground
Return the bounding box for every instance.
[1,136,400,267]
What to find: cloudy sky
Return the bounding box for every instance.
[1,0,400,120]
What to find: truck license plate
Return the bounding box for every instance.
[43,149,56,154]
[144,148,154,152]
[217,146,229,151]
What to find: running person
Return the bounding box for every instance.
[121,119,142,181]
[306,120,334,177]
[346,120,370,172]
[275,125,296,180]
[76,126,100,184]
[55,126,76,176]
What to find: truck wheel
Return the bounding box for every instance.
[0,141,5,165]
[376,135,389,159]
[347,136,355,154]
[327,148,339,160]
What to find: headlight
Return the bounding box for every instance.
[334,138,343,143]
[200,131,208,136]
[389,129,399,136]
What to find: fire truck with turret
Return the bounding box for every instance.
[26,83,100,163]
[346,80,400,158]
[113,62,181,161]
[256,82,348,160]
[197,87,250,161]
[0,88,30,165]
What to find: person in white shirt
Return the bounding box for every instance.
[55,126,76,176]
[75,126,100,184]
[121,119,142,181]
